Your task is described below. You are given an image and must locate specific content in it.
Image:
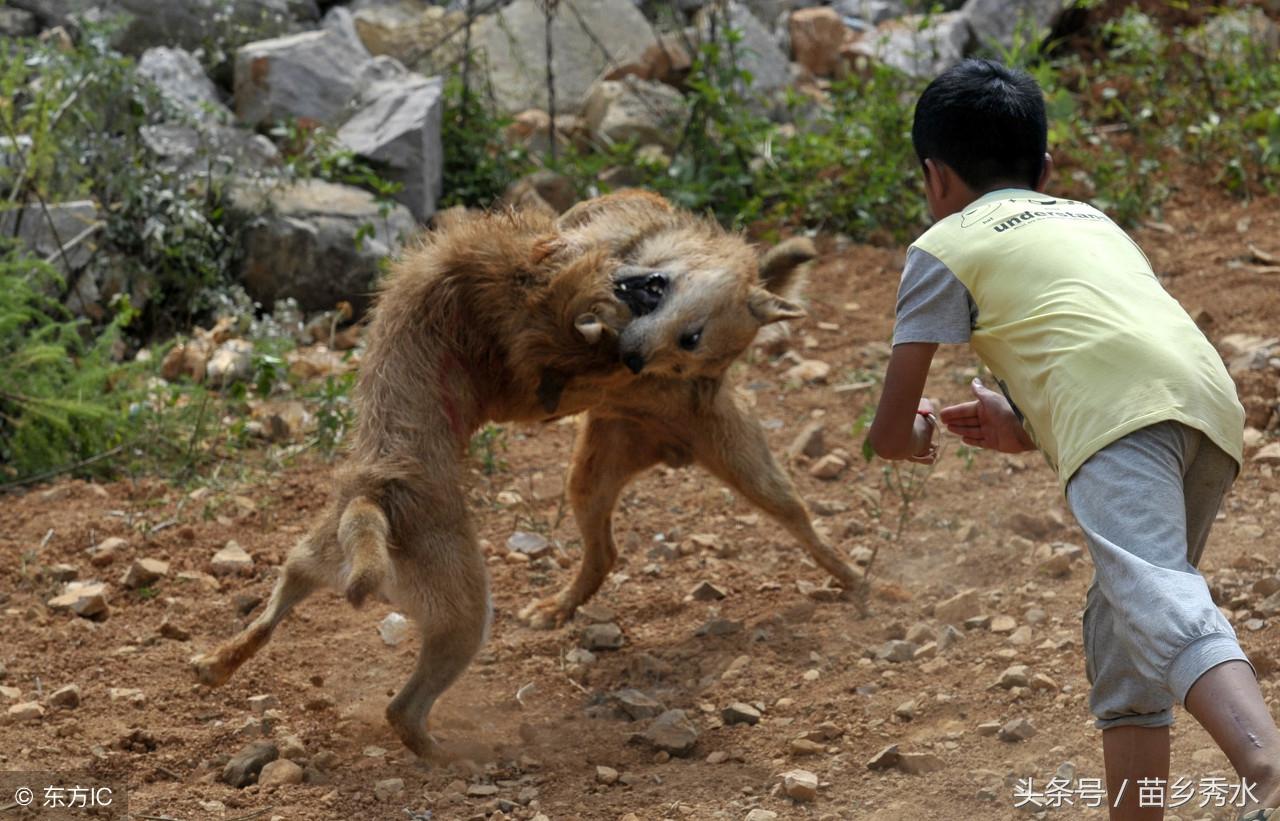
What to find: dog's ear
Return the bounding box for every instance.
[758,236,816,296]
[748,286,806,326]
[574,313,604,344]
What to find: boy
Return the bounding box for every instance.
[867,59,1279,821]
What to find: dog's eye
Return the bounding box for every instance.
[679,329,702,351]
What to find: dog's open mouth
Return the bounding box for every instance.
[613,270,667,317]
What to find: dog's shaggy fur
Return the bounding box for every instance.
[192,191,861,757]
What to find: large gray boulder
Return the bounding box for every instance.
[352,3,468,77]
[140,123,280,177]
[846,11,972,79]
[962,0,1068,52]
[137,47,230,124]
[230,178,414,312]
[582,77,689,151]
[0,201,101,274]
[234,29,373,126]
[336,73,443,222]
[698,3,791,98]
[473,0,654,114]
[0,6,39,35]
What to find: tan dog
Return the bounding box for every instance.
[191,191,860,757]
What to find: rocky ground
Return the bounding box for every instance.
[1,186,1279,821]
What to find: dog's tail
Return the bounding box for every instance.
[338,496,391,608]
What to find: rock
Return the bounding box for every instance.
[897,751,944,775]
[507,531,552,558]
[962,0,1069,52]
[1030,673,1059,692]
[833,0,903,25]
[43,564,79,583]
[809,454,847,480]
[1191,8,1280,65]
[785,358,831,383]
[337,72,443,222]
[47,582,109,619]
[876,640,917,663]
[378,612,410,646]
[258,758,304,787]
[1253,576,1280,598]
[221,740,279,788]
[976,720,1001,736]
[691,580,727,601]
[474,0,654,114]
[89,536,127,566]
[122,558,170,590]
[611,688,665,720]
[581,622,625,651]
[352,3,468,76]
[780,768,819,801]
[595,765,619,785]
[905,622,932,644]
[0,6,38,36]
[788,421,827,461]
[582,77,688,151]
[789,7,850,77]
[937,623,963,651]
[998,717,1036,742]
[893,699,916,720]
[722,702,762,726]
[640,709,698,756]
[137,47,229,124]
[108,687,146,706]
[998,664,1030,689]
[8,701,44,721]
[866,743,899,771]
[373,777,404,800]
[140,123,280,179]
[1254,443,1280,466]
[230,178,415,314]
[699,2,791,98]
[964,614,991,630]
[234,29,372,127]
[935,588,982,626]
[248,694,280,714]
[211,541,254,576]
[466,783,498,797]
[1257,590,1280,617]
[1038,552,1071,578]
[789,738,825,756]
[206,339,254,387]
[846,11,972,79]
[0,200,100,275]
[49,684,81,708]
[0,685,20,701]
[989,614,1016,633]
[745,811,779,821]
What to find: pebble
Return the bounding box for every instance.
[964,614,992,630]
[373,777,404,800]
[576,602,616,623]
[47,582,109,619]
[258,759,303,787]
[1008,625,1032,645]
[905,622,933,643]
[507,531,552,558]
[976,721,1002,736]
[0,685,21,701]
[989,615,1017,633]
[1030,673,1059,692]
[611,688,665,721]
[158,619,191,641]
[998,718,1036,742]
[788,421,827,461]
[8,701,44,721]
[49,684,81,708]
[745,811,778,821]
[913,642,938,660]
[211,541,254,575]
[595,765,619,785]
[378,612,410,646]
[581,622,625,651]
[278,734,306,761]
[780,768,819,801]
[936,624,963,651]
[690,580,727,601]
[784,359,830,383]
[121,558,169,589]
[45,564,78,582]
[248,694,279,714]
[897,751,944,775]
[88,536,127,566]
[789,738,825,756]
[876,640,917,663]
[894,700,916,720]
[1039,553,1072,578]
[221,741,279,788]
[640,709,699,756]
[722,702,762,726]
[998,665,1030,689]
[108,687,145,706]
[808,454,847,480]
[934,589,980,624]
[467,784,499,797]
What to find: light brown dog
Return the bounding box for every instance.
[191,190,861,757]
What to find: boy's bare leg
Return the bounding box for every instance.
[1184,660,1280,811]
[1103,725,1169,821]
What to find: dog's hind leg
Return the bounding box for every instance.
[690,391,863,592]
[519,413,661,629]
[191,535,325,687]
[384,529,490,758]
[340,495,390,607]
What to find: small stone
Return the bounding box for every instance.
[108,687,145,706]
[581,622,624,650]
[808,454,847,480]
[745,811,778,821]
[211,541,254,575]
[989,615,1017,633]
[722,702,761,726]
[89,536,127,566]
[964,614,992,630]
[44,564,78,583]
[158,619,191,641]
[611,688,664,720]
[780,768,819,801]
[897,751,945,775]
[258,759,304,787]
[507,530,552,558]
[1024,606,1047,624]
[784,359,830,383]
[690,580,727,601]
[378,612,410,646]
[595,765,619,785]
[1030,673,1059,691]
[876,640,917,663]
[278,734,306,761]
[788,421,827,461]
[248,694,280,714]
[49,684,81,708]
[1245,618,1266,632]
[373,777,404,800]
[937,624,963,651]
[934,589,980,624]
[1253,576,1280,597]
[695,618,743,637]
[1008,625,1032,645]
[998,718,1036,742]
[1254,442,1280,465]
[47,582,109,619]
[998,665,1030,689]
[8,701,44,721]
[789,738,825,756]
[576,602,616,623]
[913,642,938,660]
[640,709,698,756]
[976,721,1002,736]
[1039,552,1071,578]
[122,558,170,589]
[467,783,499,797]
[221,741,279,788]
[894,700,916,720]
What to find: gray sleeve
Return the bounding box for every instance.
[892,246,976,346]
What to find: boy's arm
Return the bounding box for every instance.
[868,342,939,461]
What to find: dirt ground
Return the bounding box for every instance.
[2,186,1279,821]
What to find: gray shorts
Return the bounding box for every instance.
[1066,420,1248,730]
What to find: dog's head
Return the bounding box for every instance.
[609,230,812,379]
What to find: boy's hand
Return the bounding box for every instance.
[939,378,1035,453]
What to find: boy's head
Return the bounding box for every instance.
[912,59,1051,219]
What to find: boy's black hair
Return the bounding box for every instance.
[911,59,1047,191]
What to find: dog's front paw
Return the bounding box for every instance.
[190,651,234,687]
[518,596,574,630]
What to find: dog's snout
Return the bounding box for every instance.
[622,351,646,374]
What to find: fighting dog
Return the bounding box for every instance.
[192,190,861,757]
